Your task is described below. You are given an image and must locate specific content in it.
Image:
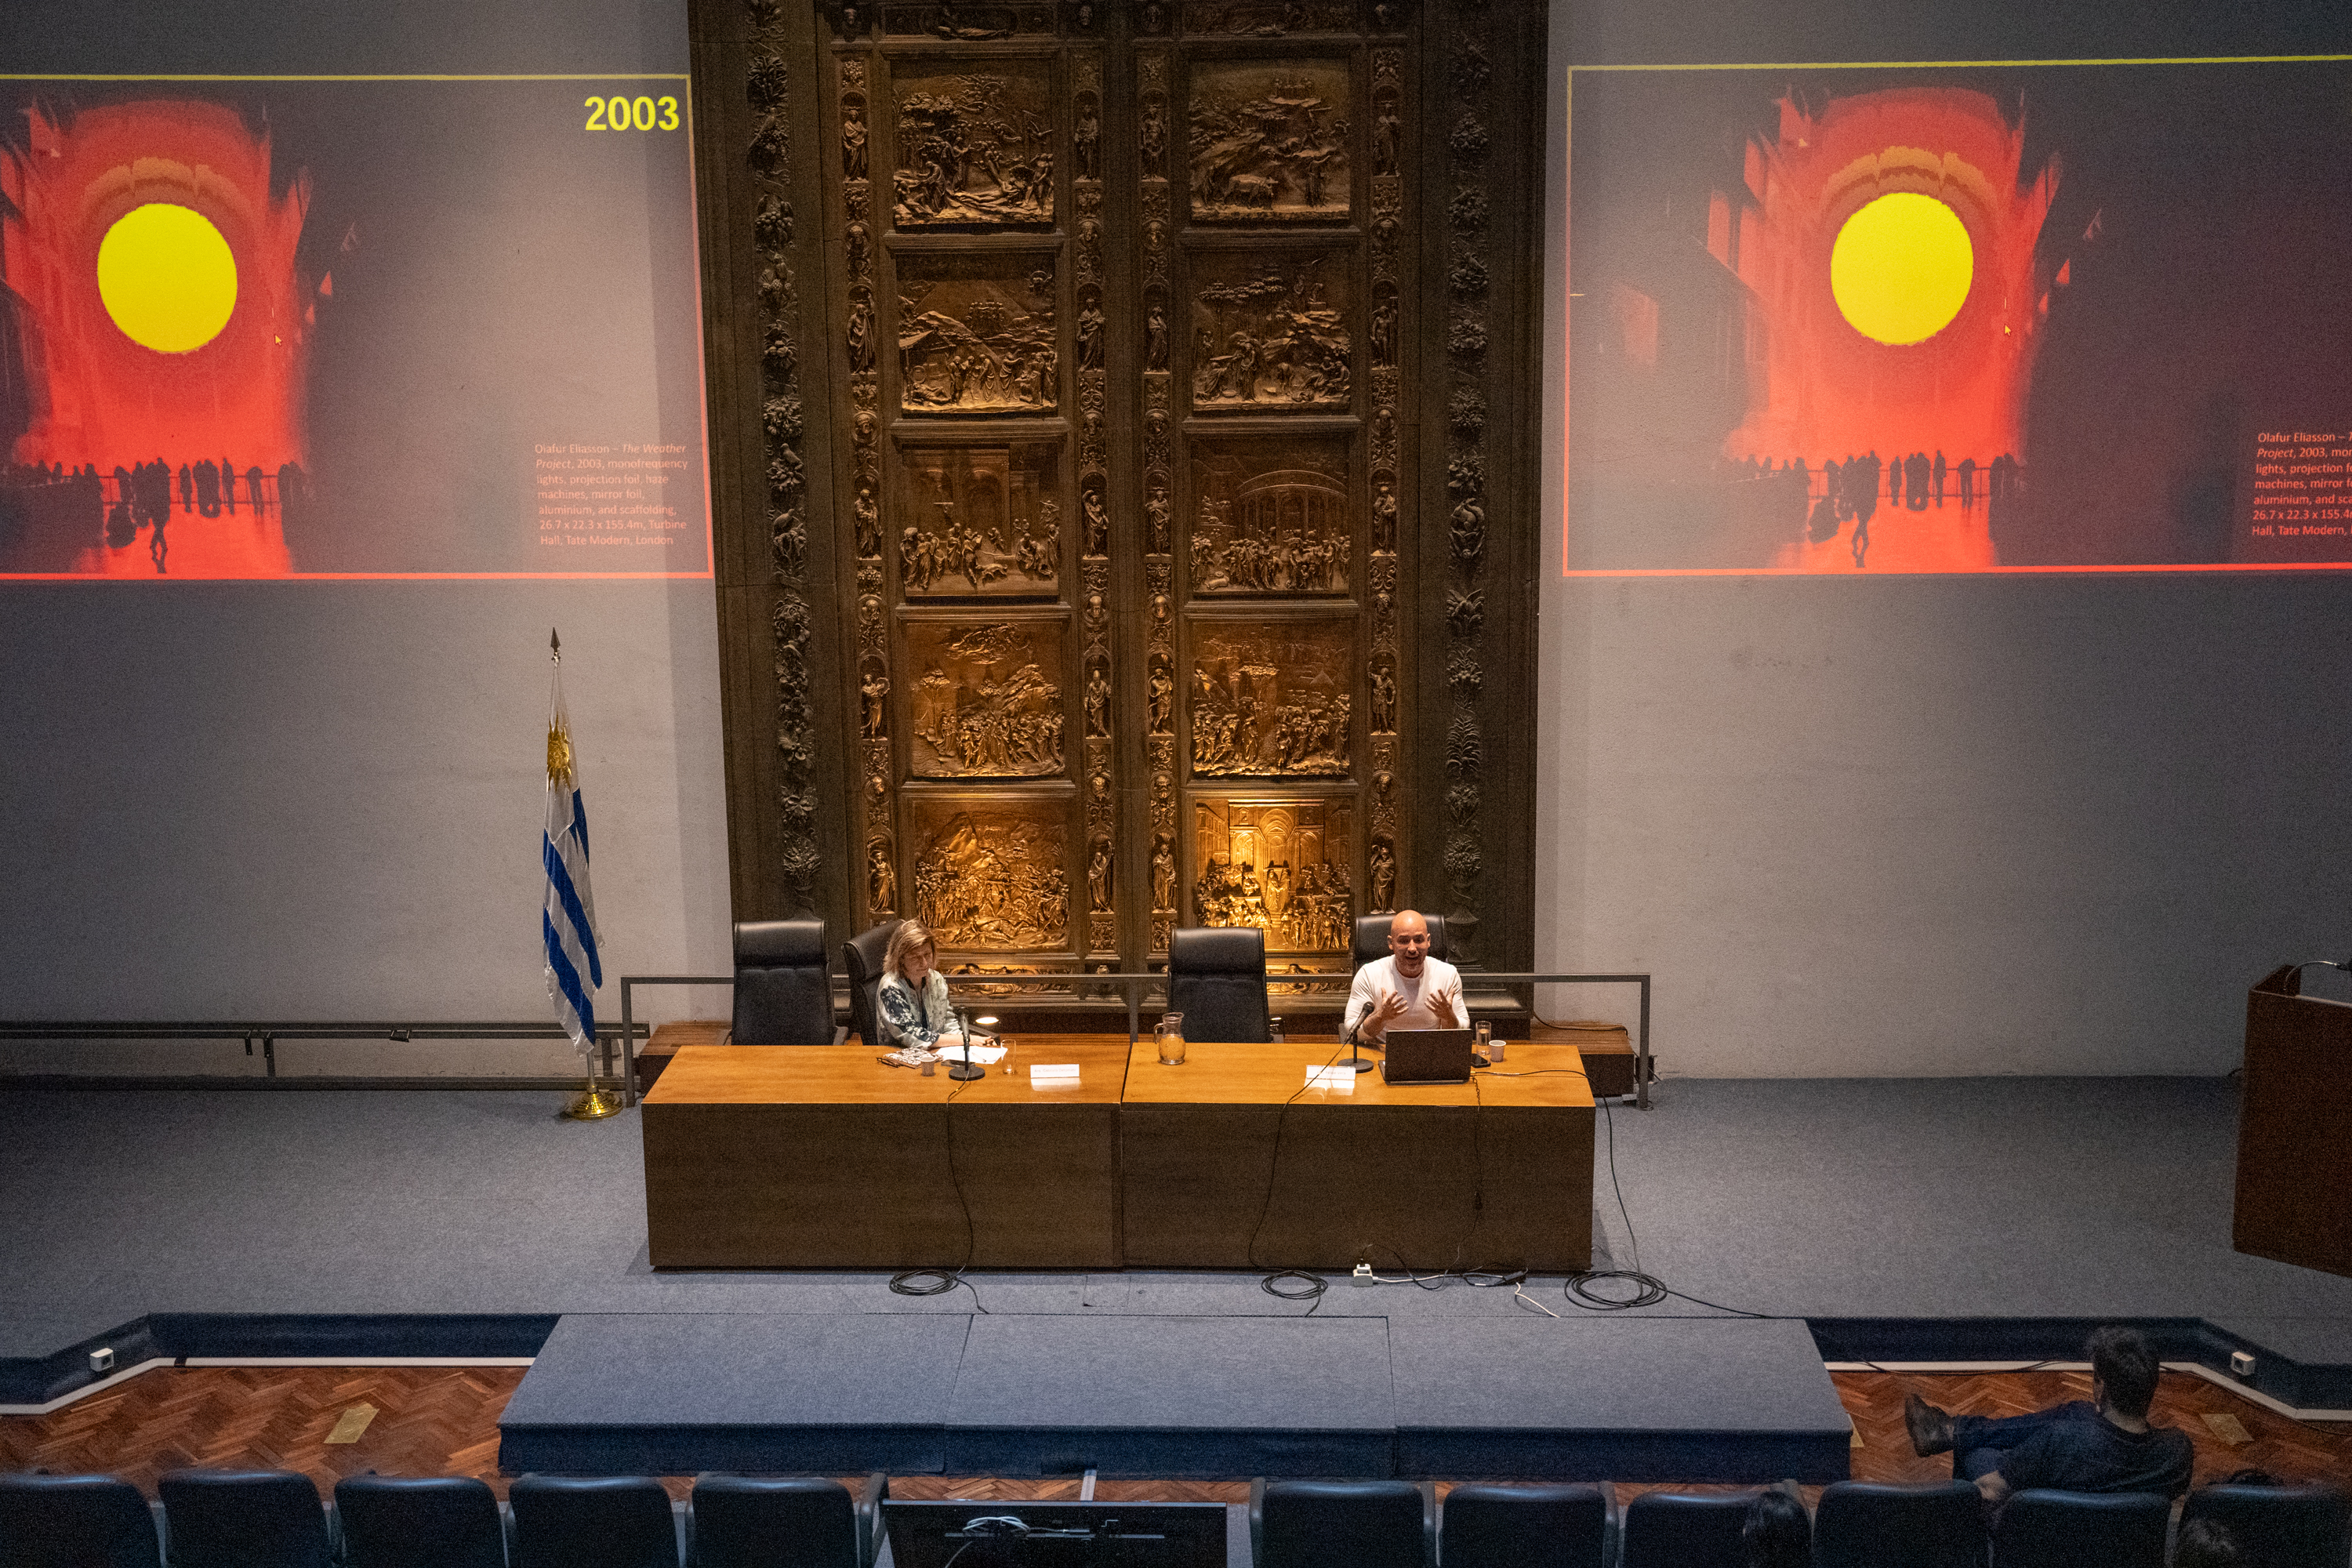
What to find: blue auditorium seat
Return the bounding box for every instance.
[1621,1490,1757,1568]
[155,1468,333,1568]
[2180,1483,2352,1568]
[1439,1482,1608,1568]
[334,1473,506,1568]
[1991,1488,2169,1568]
[1251,1478,1432,1568]
[688,1474,882,1568]
[507,1474,679,1568]
[1813,1479,1986,1568]
[0,1472,162,1568]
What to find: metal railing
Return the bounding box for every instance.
[0,1018,622,1086]
[619,969,1653,1108]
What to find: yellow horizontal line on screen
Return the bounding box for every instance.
[1571,55,2352,71]
[1559,562,2352,579]
[0,73,691,82]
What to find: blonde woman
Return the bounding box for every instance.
[877,920,964,1053]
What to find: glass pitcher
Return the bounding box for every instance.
[1156,1011,1187,1065]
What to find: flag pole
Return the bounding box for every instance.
[550,626,622,1121]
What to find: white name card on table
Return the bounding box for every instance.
[1305,1066,1357,1091]
[1029,1063,1082,1083]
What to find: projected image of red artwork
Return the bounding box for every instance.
[1567,62,2352,574]
[0,78,708,579]
[2,100,310,575]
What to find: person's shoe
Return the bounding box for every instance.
[1904,1392,1954,1457]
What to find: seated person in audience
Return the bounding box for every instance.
[2172,1519,2243,1568]
[1743,1487,1813,1568]
[1341,909,1467,1044]
[876,920,967,1054]
[1904,1326,2194,1504]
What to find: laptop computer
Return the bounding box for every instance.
[1380,1026,1475,1085]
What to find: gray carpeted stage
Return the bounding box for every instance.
[7,1077,2350,1476]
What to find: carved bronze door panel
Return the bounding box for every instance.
[694,0,1542,979]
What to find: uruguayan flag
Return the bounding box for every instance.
[543,645,601,1056]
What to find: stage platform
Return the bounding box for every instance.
[495,1312,1852,1480]
[8,1077,2352,1476]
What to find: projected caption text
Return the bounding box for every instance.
[534,441,691,549]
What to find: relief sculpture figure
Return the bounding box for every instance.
[895,76,1055,226]
[1089,838,1114,911]
[869,840,898,912]
[1191,659,1350,777]
[1190,68,1352,222]
[913,813,1065,948]
[899,274,1057,413]
[901,504,1058,593]
[908,623,1065,779]
[1192,263,1350,410]
[1192,801,1353,953]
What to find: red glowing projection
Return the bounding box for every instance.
[1725,87,2056,571]
[2,99,313,575]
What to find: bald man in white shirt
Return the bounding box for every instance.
[1342,909,1467,1044]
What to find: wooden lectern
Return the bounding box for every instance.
[2234,964,2352,1278]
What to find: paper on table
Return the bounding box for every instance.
[941,1042,1007,1065]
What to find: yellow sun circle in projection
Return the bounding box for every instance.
[96,202,238,354]
[1831,191,1973,346]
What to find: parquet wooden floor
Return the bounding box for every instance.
[2,1365,2346,1506]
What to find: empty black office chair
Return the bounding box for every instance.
[1991,1489,2169,1568]
[1351,913,1447,968]
[1621,1490,1758,1568]
[335,1474,506,1568]
[156,1468,332,1568]
[1167,927,1273,1043]
[0,1472,162,1568]
[1814,1480,1985,1568]
[730,918,840,1045]
[689,1474,884,1568]
[2180,1483,2352,1568]
[841,920,900,1047]
[1440,1483,1607,1568]
[1251,1479,1432,1568]
[508,1475,677,1568]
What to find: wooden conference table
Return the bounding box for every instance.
[641,1034,1594,1272]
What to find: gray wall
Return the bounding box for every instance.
[0,0,734,1078]
[1533,0,2352,1075]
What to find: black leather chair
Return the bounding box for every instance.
[688,1474,884,1568]
[1351,913,1448,968]
[2180,1483,2352,1568]
[0,1472,163,1568]
[1621,1490,1757,1568]
[156,1469,333,1568]
[335,1475,506,1568]
[1439,1483,1608,1568]
[730,919,841,1045]
[1814,1480,1985,1568]
[841,920,900,1047]
[1250,1479,1432,1568]
[507,1475,678,1568]
[1166,927,1274,1043]
[1991,1489,2169,1568]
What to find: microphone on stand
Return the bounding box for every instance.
[948,1003,984,1081]
[1339,995,1377,1075]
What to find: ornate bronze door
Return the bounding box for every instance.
[690,0,1543,982]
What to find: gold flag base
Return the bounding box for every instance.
[561,1084,626,1120]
